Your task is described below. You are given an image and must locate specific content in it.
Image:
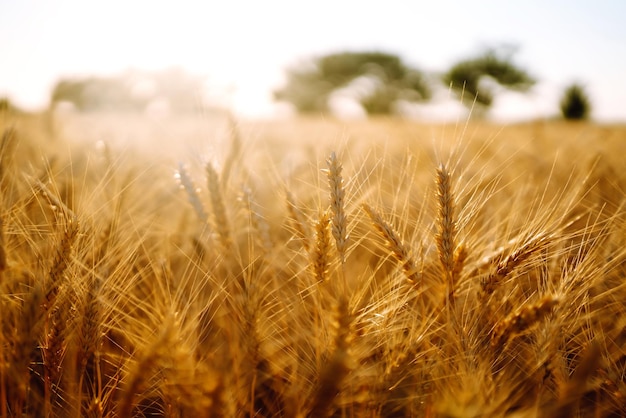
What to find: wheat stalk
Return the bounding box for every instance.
[0,127,16,188]
[42,298,69,416]
[241,185,272,254]
[551,341,601,418]
[77,274,102,375]
[0,212,6,275]
[118,313,176,418]
[221,114,242,189]
[9,283,45,414]
[309,296,353,417]
[285,189,311,251]
[74,274,103,417]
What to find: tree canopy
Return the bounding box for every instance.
[274,51,431,115]
[0,97,19,113]
[443,48,535,109]
[560,83,591,120]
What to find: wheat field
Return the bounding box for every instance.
[1,109,625,417]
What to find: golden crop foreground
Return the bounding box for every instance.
[1,112,625,417]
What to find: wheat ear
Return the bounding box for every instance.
[206,162,232,251]
[311,209,332,283]
[46,215,79,305]
[326,152,348,264]
[435,164,458,304]
[177,163,208,223]
[33,176,80,325]
[362,204,420,285]
[481,233,550,295]
[491,295,559,349]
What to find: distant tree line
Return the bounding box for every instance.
[274,48,592,120]
[46,49,592,120]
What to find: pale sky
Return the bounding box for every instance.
[1,0,625,121]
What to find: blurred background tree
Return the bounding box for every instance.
[51,77,136,112]
[560,83,591,120]
[49,69,207,113]
[443,47,535,113]
[0,97,18,113]
[274,51,431,115]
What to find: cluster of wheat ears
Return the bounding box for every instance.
[0,115,625,417]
